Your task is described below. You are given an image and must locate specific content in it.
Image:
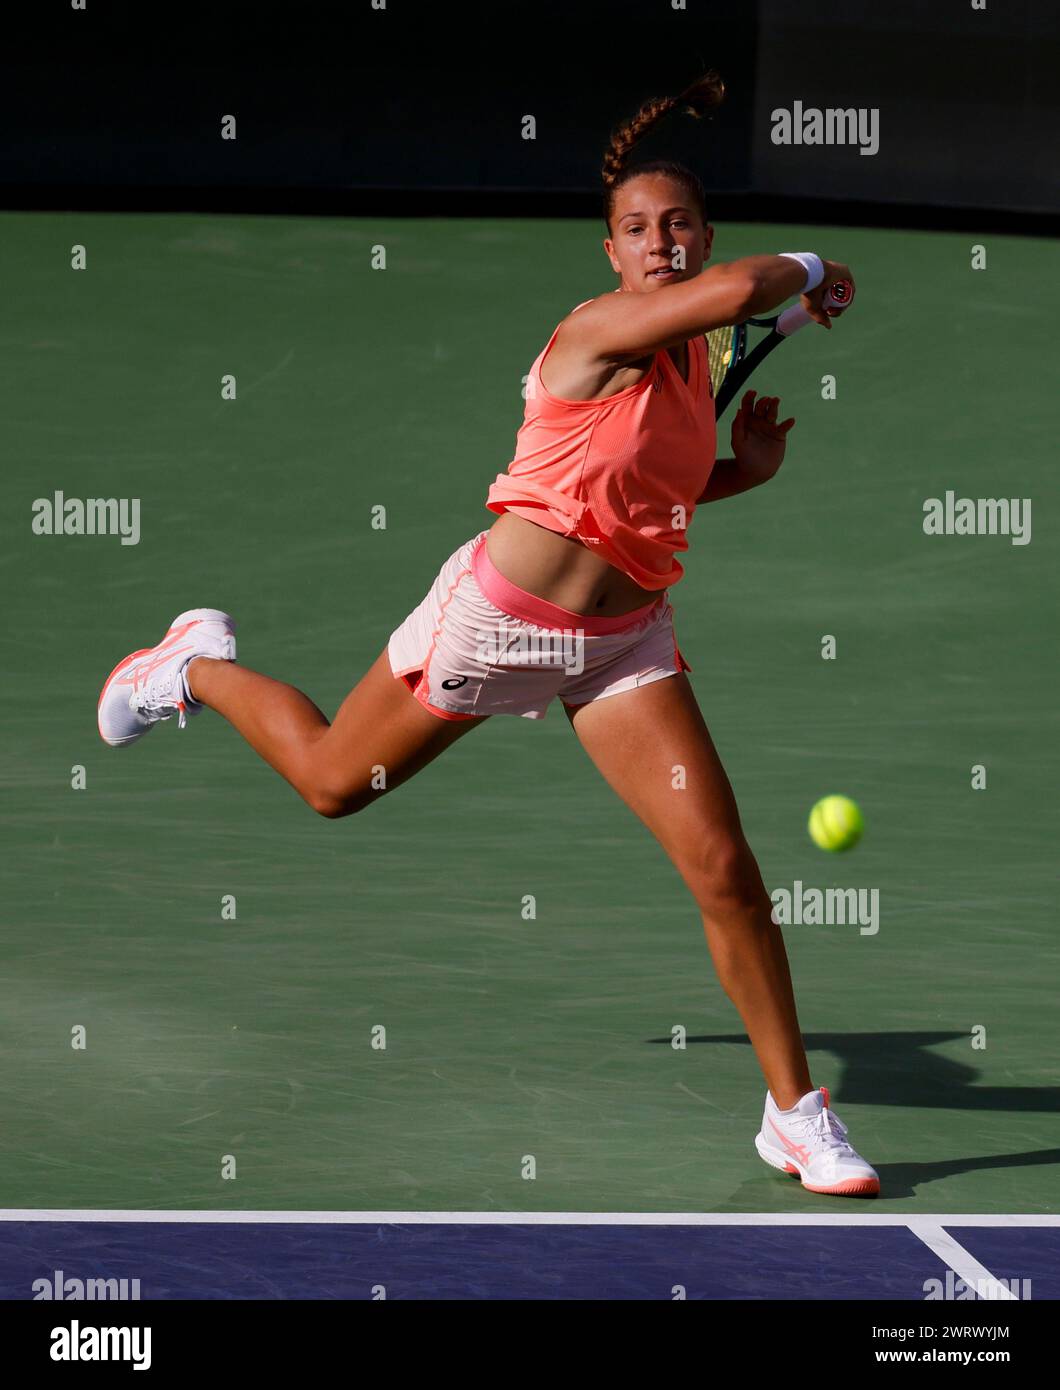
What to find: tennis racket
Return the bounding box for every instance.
[706,279,854,419]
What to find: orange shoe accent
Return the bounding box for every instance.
[98,621,201,703]
[801,1175,880,1197]
[767,1115,812,1166]
[127,644,194,692]
[98,644,154,705]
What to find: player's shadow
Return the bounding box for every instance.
[855,1148,1060,1200]
[658,1031,1060,1113]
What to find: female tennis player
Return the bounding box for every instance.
[98,73,878,1197]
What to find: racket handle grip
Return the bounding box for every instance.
[776,279,855,336]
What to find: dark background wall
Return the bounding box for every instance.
[751,0,1059,215]
[4,0,1056,222]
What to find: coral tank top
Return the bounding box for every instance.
[484,299,718,590]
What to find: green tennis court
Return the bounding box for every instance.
[2,210,1056,1218]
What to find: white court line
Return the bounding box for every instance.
[0,1210,1057,1226]
[909,1220,1020,1300]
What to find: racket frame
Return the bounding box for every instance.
[711,281,853,419]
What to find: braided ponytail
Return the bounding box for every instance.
[602,70,725,232]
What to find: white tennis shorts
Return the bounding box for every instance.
[387,530,692,721]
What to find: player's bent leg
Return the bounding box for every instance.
[189,647,487,818]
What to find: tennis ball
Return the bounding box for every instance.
[808,795,863,852]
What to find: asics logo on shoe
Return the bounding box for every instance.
[112,623,200,688]
[128,644,195,690]
[768,1118,811,1166]
[441,676,468,689]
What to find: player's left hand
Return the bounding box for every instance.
[730,389,795,477]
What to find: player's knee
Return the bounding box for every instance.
[308,789,350,819]
[307,785,370,819]
[694,837,765,918]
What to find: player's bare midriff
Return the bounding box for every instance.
[485,333,691,618]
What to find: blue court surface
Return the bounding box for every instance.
[2,1212,1056,1300]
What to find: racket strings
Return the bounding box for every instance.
[705,324,741,399]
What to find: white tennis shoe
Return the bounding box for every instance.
[755,1086,880,1197]
[97,608,237,747]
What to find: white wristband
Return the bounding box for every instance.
[779,252,825,293]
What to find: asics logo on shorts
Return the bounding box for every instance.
[441,676,469,689]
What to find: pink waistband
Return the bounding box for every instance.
[471,535,663,634]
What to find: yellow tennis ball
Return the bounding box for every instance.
[808,795,863,852]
